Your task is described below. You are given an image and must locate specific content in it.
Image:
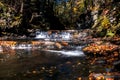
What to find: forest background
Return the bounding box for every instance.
[0,0,119,37]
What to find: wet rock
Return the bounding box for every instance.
[32,70,37,74]
[61,41,68,46]
[55,42,62,49]
[73,34,79,39]
[44,41,55,46]
[110,36,120,45]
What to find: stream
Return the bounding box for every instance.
[0,30,119,80]
[0,43,109,80]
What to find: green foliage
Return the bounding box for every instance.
[101,16,110,29]
[106,29,115,37]
[95,15,117,37]
[53,0,85,28]
[0,0,119,36]
[92,0,120,37]
[0,1,22,29]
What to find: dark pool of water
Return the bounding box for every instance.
[0,47,112,80]
[0,48,92,80]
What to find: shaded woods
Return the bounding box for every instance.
[0,0,119,37]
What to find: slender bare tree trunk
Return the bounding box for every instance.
[20,0,24,13]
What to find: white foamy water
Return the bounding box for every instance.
[75,46,84,49]
[0,46,3,52]
[45,50,85,57]
[11,44,32,50]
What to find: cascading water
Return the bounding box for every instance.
[35,31,49,39]
[45,50,85,57]
[34,30,86,57]
[35,31,72,41]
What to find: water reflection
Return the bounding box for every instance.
[0,44,119,79]
[0,48,89,80]
[0,44,85,62]
[0,38,119,79]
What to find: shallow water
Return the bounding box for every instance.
[0,41,119,80]
[0,48,90,80]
